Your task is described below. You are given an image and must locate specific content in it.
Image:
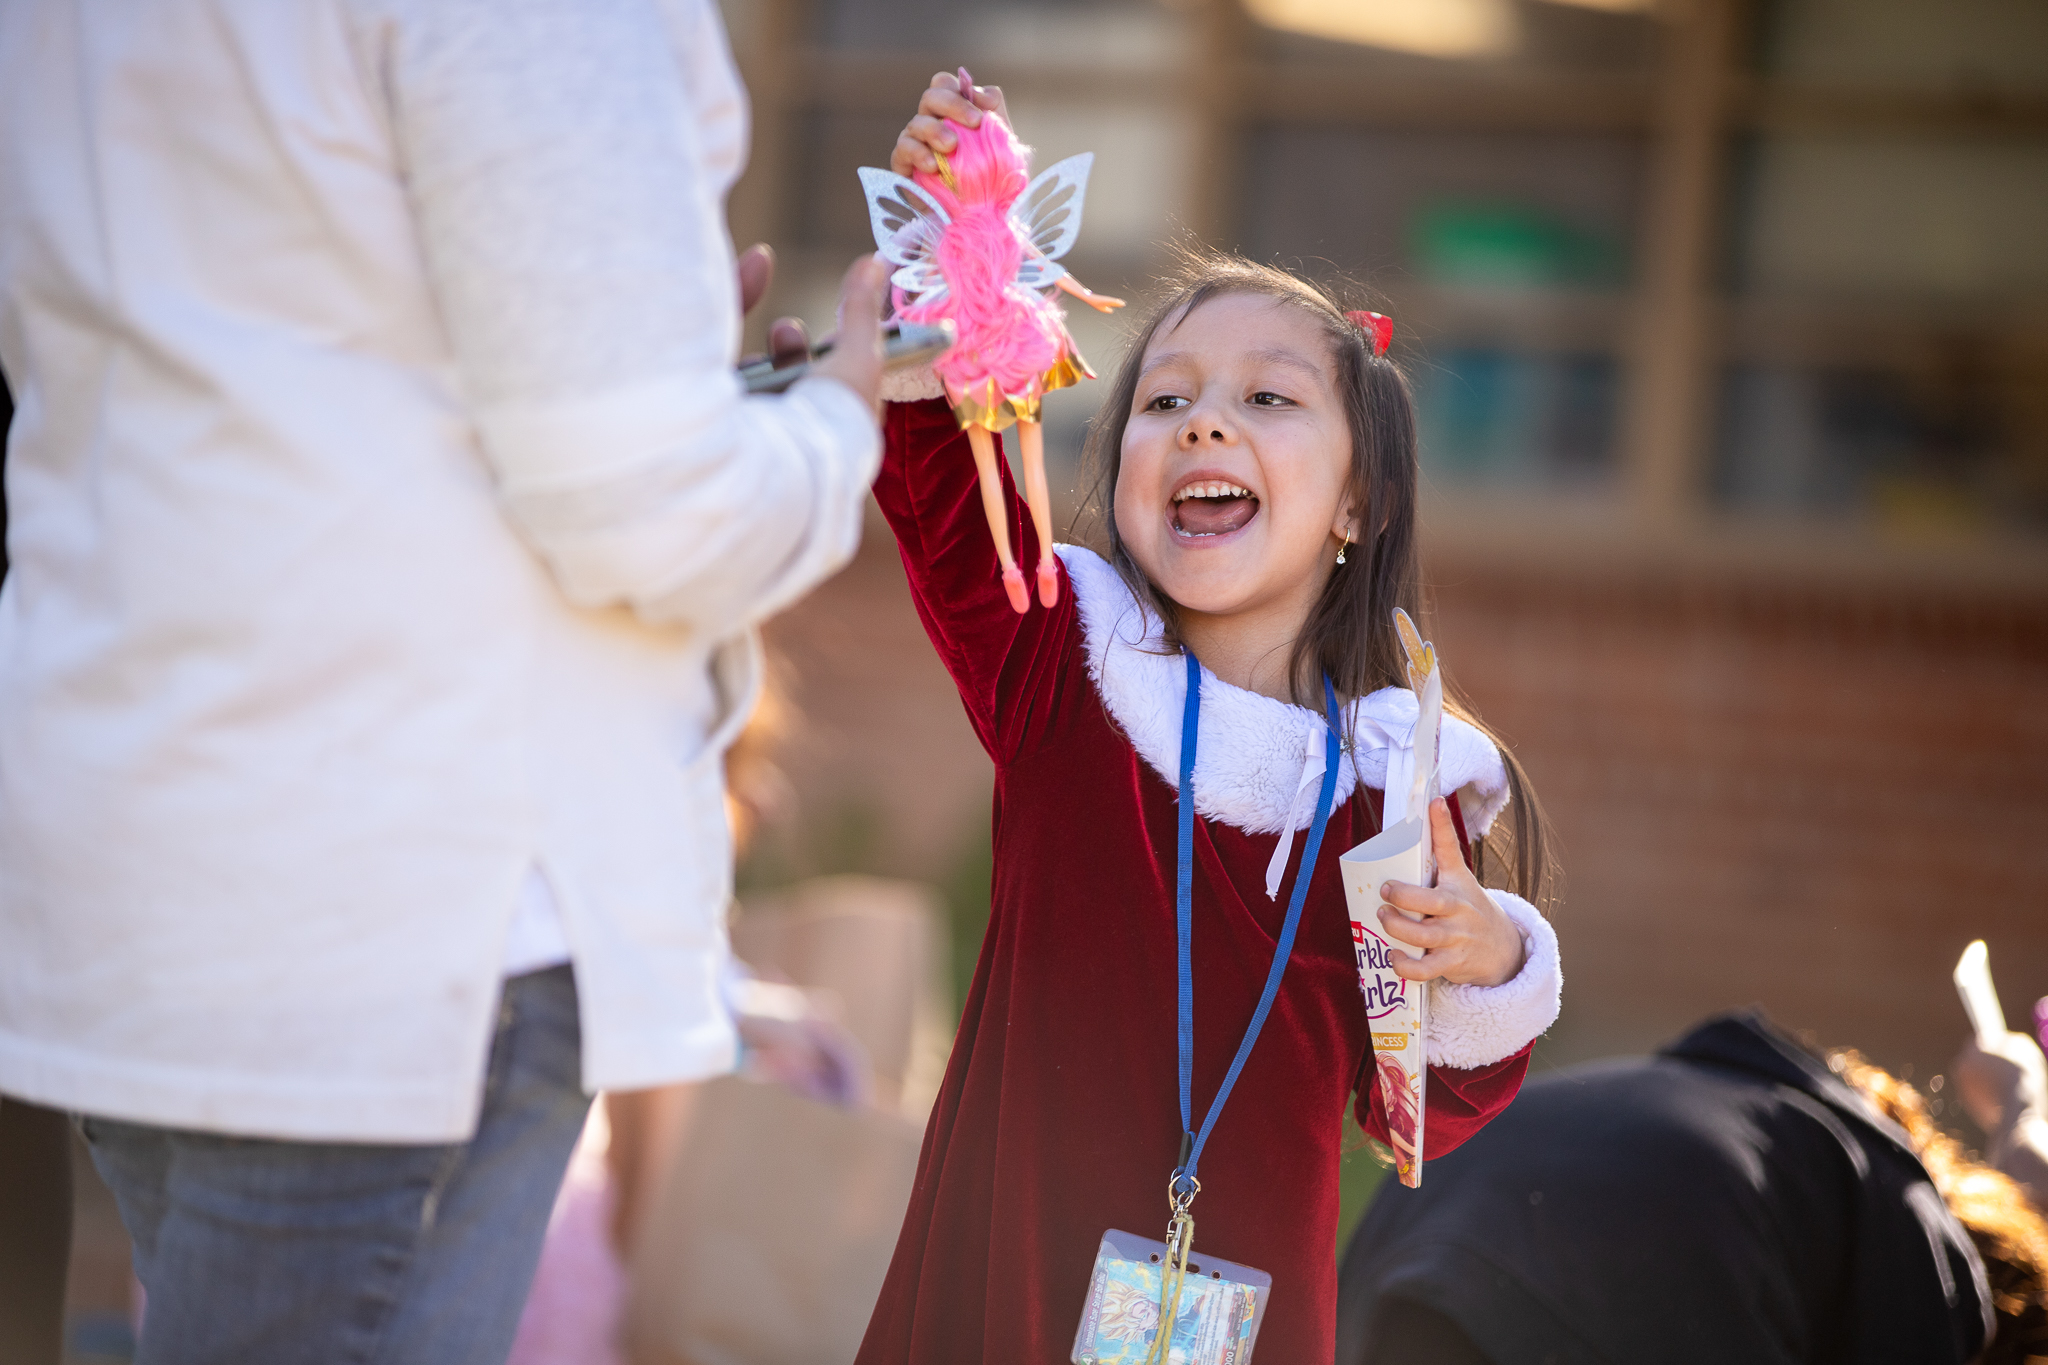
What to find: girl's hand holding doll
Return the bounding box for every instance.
[1379,798,1527,988]
[890,71,1009,177]
[889,72,1125,317]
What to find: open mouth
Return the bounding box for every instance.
[1171,479,1261,538]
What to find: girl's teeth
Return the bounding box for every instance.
[1174,481,1251,502]
[1171,482,1262,537]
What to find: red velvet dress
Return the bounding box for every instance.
[855,399,1533,1364]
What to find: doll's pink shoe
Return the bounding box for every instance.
[1002,566,1030,614]
[1038,559,1059,608]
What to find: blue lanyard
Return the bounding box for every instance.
[1171,649,1343,1197]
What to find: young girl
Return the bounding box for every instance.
[859,76,1563,1365]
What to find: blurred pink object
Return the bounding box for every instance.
[507,1107,627,1365]
[2035,995,2047,1052]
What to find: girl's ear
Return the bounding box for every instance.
[1333,494,1362,546]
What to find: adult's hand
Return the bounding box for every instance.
[812,255,888,415]
[735,243,810,369]
[891,71,1011,178]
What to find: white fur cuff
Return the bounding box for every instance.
[1423,891,1560,1070]
[878,364,946,405]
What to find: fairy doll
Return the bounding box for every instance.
[860,69,1123,613]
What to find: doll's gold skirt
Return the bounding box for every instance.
[947,347,1093,433]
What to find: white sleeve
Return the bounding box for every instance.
[369,0,878,635]
[1424,891,1562,1070]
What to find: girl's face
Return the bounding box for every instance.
[1115,293,1355,624]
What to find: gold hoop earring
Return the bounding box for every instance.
[1336,535,1351,566]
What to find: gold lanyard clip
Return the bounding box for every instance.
[1145,1175,1202,1365]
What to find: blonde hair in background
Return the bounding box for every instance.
[1829,1048,2048,1363]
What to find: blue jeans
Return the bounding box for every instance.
[82,965,590,1365]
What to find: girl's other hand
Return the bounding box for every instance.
[1379,799,1527,989]
[891,70,1010,178]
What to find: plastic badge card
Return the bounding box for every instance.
[1072,1229,1271,1365]
[1336,609,1443,1188]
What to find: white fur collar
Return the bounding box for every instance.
[1057,545,1510,838]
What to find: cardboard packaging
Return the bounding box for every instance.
[1341,821,1429,1187]
[1337,608,1444,1188]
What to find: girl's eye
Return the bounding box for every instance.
[1147,394,1188,412]
[1250,391,1292,407]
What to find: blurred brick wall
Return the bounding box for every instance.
[1428,552,2048,1090]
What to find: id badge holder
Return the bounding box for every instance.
[1071,1228,1272,1365]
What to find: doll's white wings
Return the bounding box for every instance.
[859,167,951,304]
[1010,153,1093,292]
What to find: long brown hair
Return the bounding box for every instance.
[1076,250,1556,906]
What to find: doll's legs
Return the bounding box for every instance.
[966,425,1029,614]
[1054,274,1127,314]
[1015,420,1059,608]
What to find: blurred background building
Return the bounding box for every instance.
[18,0,2048,1354]
[725,0,2048,1235]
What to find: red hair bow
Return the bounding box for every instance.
[1347,310,1393,357]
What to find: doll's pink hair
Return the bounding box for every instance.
[901,112,1064,403]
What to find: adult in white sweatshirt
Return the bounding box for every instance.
[0,0,885,1359]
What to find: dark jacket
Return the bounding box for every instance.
[1337,1011,1993,1365]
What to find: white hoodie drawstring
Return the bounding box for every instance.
[1263,735,1329,900]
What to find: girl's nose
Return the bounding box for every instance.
[1179,416,1234,447]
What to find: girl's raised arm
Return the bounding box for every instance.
[874,398,1074,764]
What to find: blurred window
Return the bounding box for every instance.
[1241,128,1642,285]
[1416,350,1620,489]
[790,109,911,255]
[1759,0,2048,92]
[1228,0,1655,496]
[1241,125,1641,491]
[1245,0,1657,74]
[813,0,1167,54]
[1715,353,2043,534]
[1731,137,2048,299]
[738,0,2048,543]
[1710,4,2048,533]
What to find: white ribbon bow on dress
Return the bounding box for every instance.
[1262,710,1422,901]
